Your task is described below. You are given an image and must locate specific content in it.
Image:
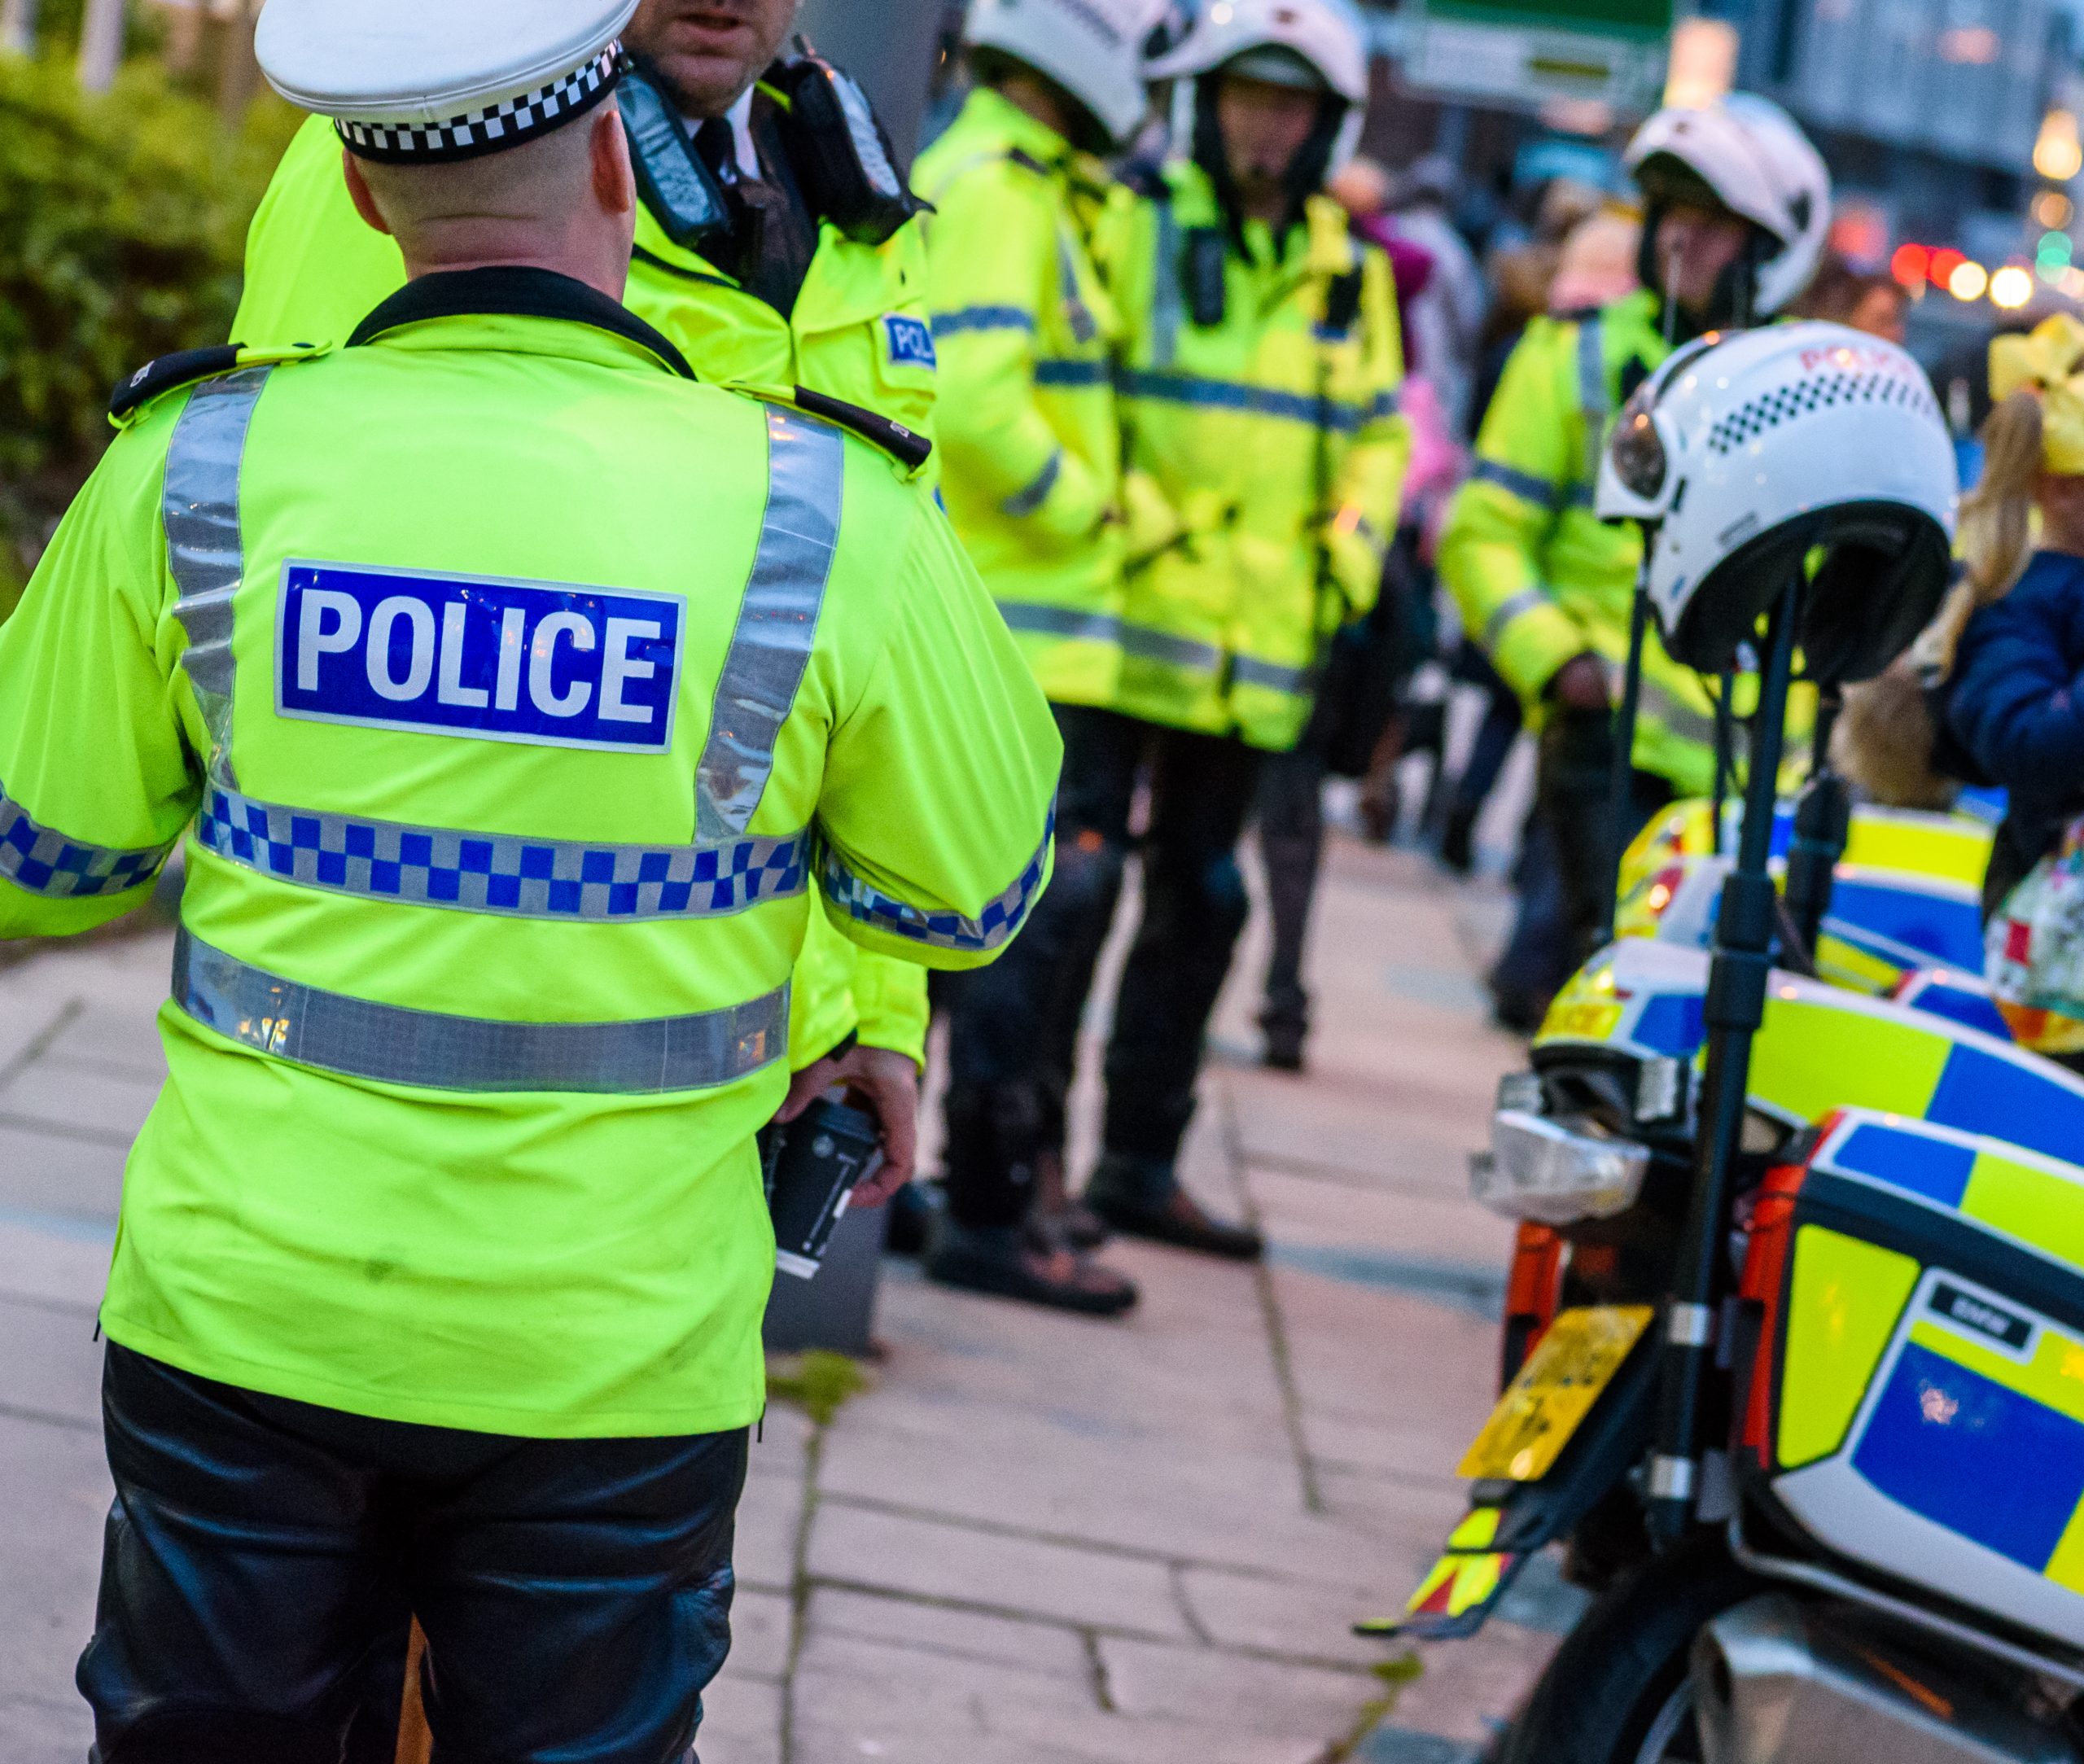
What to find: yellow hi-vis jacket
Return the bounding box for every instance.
[0,287,1060,1436]
[1109,164,1409,752]
[913,87,1129,708]
[1438,288,1726,795]
[233,111,936,1066]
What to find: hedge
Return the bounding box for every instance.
[0,52,296,584]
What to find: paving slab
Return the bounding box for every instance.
[0,1059,164,1145]
[806,1501,1190,1640]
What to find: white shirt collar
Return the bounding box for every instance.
[681,89,760,182]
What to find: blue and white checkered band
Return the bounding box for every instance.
[335,44,624,164]
[817,812,1055,954]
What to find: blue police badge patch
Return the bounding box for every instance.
[276,562,682,753]
[882,313,937,370]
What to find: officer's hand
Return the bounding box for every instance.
[777,1044,920,1207]
[1548,653,1612,713]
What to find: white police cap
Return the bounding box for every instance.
[255,0,640,164]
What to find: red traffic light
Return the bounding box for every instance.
[1929,246,1968,284]
[1890,243,1932,287]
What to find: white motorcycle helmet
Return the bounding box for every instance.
[1145,0,1370,176]
[1596,322,1957,685]
[963,0,1169,150]
[1624,94,1831,319]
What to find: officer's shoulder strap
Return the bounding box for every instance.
[791,384,933,473]
[109,342,327,426]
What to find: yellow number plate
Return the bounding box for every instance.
[1457,1304,1654,1482]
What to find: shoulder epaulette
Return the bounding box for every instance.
[1005,147,1051,179]
[109,342,326,423]
[794,384,934,472]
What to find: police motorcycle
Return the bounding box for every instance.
[1369,322,2084,1764]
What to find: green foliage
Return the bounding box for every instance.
[0,54,296,539]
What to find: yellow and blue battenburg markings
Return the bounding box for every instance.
[1795,1111,2084,1594]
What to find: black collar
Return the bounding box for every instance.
[348,265,698,380]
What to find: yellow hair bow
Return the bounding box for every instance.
[1990,313,2084,473]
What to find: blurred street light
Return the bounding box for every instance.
[1664,17,1736,109]
[1948,259,1990,301]
[2035,191,2077,231]
[1990,265,2035,309]
[2035,108,2084,183]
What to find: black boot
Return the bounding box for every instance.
[1084,1152,1264,1261]
[925,1222,1138,1315]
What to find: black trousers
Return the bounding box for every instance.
[1256,745,1326,1038]
[1536,707,1675,971]
[80,1344,747,1764]
[939,705,1263,1227]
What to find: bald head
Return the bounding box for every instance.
[344,103,637,300]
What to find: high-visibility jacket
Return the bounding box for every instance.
[234,111,935,1069]
[1109,164,1408,752]
[1438,289,1724,795]
[913,88,1129,708]
[0,285,1060,1436]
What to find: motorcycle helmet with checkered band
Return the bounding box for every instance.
[1595,321,1957,684]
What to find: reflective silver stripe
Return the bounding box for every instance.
[818,814,1052,954]
[164,365,271,787]
[996,602,1119,644]
[695,405,843,843]
[1639,680,1718,748]
[0,786,176,897]
[1482,586,1555,652]
[1001,451,1062,518]
[1057,225,1098,345]
[1469,457,1564,513]
[929,305,1035,337]
[1119,622,1220,672]
[1150,195,1182,370]
[1231,654,1311,694]
[172,926,786,1093]
[1577,313,1608,482]
[196,779,808,921]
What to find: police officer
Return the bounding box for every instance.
[0,2,1059,1753]
[1079,0,1406,1235]
[234,0,939,1160]
[912,0,1161,1313]
[1438,95,1830,1021]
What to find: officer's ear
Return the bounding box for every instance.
[589,104,637,221]
[342,149,396,238]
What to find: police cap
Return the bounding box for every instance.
[255,0,640,164]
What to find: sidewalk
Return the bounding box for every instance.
[0,838,1569,1762]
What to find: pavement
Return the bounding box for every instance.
[0,831,1575,1762]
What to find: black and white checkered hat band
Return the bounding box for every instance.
[335,44,623,163]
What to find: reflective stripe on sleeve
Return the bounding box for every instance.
[1469,457,1565,513]
[171,926,787,1092]
[1057,227,1098,344]
[1116,370,1377,431]
[1230,654,1311,694]
[929,305,1036,337]
[195,781,808,921]
[0,786,175,898]
[1482,586,1556,653]
[818,813,1053,954]
[990,606,1308,694]
[996,602,1119,644]
[1119,623,1221,672]
[164,365,272,786]
[1033,359,1111,387]
[694,406,843,842]
[1000,451,1062,517]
